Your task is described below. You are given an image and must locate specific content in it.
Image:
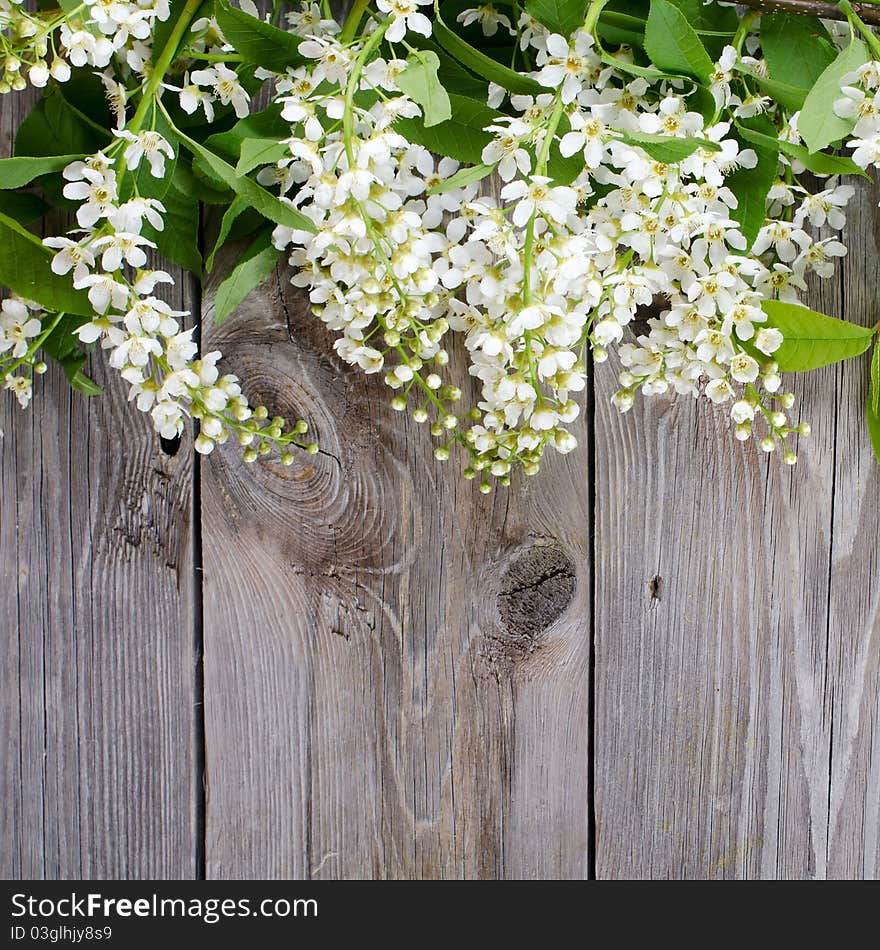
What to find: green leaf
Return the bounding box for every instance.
[597,9,646,48]
[869,340,880,463]
[726,129,777,251]
[427,162,495,194]
[433,6,544,95]
[759,300,875,372]
[868,396,880,464]
[174,156,233,205]
[195,102,288,187]
[798,39,869,154]
[760,14,836,91]
[871,337,880,416]
[0,191,50,224]
[736,66,807,113]
[129,106,177,204]
[665,0,737,34]
[15,85,107,159]
[397,32,489,99]
[601,52,688,83]
[41,315,102,396]
[151,0,192,66]
[0,155,83,190]
[236,137,289,175]
[177,129,316,233]
[736,123,868,178]
[618,129,720,163]
[213,228,282,325]
[0,211,92,316]
[144,174,202,276]
[525,0,588,37]
[395,93,499,165]
[396,50,452,128]
[546,146,584,185]
[644,0,713,84]
[206,195,248,272]
[214,0,305,73]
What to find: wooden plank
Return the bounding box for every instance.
[827,176,880,879]
[0,98,200,878]
[593,179,880,879]
[200,262,592,878]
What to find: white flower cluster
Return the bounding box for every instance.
[262,14,851,482]
[0,0,170,94]
[0,295,47,409]
[836,60,880,173]
[36,134,315,460]
[269,22,481,472]
[165,16,252,121]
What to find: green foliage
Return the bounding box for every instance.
[798,39,869,153]
[177,129,315,233]
[214,0,305,72]
[601,53,688,83]
[644,0,713,84]
[396,51,453,128]
[236,138,290,175]
[727,154,776,252]
[206,196,248,273]
[725,119,778,251]
[596,9,646,48]
[395,94,499,165]
[760,14,836,91]
[525,0,588,38]
[433,5,544,95]
[618,130,720,163]
[0,212,92,316]
[759,300,876,372]
[14,85,107,159]
[869,340,880,463]
[0,155,84,190]
[144,169,202,276]
[427,163,496,194]
[872,336,880,417]
[0,192,50,224]
[736,67,808,113]
[194,103,288,187]
[736,124,868,178]
[213,227,282,325]
[41,315,102,396]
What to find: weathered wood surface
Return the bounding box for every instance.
[2,100,878,879]
[199,268,591,879]
[593,175,880,880]
[1,98,201,879]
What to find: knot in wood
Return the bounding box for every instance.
[497,542,576,645]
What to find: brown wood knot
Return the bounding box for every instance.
[649,574,663,602]
[496,541,576,651]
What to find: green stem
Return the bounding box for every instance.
[343,18,390,164]
[839,1,880,58]
[584,0,609,35]
[2,312,63,378]
[181,49,244,62]
[129,0,205,134]
[523,93,565,303]
[340,0,372,43]
[732,11,757,53]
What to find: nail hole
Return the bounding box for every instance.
[649,575,663,601]
[160,434,181,457]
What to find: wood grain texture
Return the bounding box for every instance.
[0,97,200,878]
[592,177,880,880]
[199,260,592,879]
[3,62,880,881]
